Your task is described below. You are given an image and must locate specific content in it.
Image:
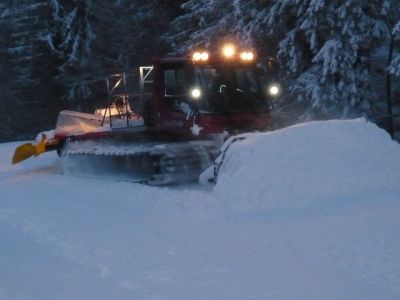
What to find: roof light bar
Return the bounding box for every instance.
[191,45,256,62]
[222,44,236,58]
[192,51,209,62]
[200,52,209,61]
[240,51,254,61]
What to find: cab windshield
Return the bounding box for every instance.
[193,65,266,113]
[163,64,267,114]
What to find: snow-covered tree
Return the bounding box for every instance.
[45,0,101,110]
[266,0,400,119]
[168,0,399,123]
[0,1,64,140]
[389,21,400,76]
[0,2,16,140]
[0,1,187,141]
[166,0,275,53]
[111,0,184,68]
[47,0,185,110]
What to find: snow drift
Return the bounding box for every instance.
[215,118,400,211]
[1,119,400,300]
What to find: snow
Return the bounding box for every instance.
[1,119,400,299]
[215,118,400,211]
[190,123,203,136]
[179,102,193,120]
[34,130,55,143]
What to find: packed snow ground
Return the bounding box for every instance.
[0,119,399,300]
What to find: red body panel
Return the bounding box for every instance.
[155,109,270,136]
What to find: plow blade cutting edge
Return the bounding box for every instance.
[12,141,45,164]
[12,135,58,165]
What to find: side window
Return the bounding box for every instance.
[164,69,186,96]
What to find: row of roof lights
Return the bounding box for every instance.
[192,51,209,61]
[192,44,255,62]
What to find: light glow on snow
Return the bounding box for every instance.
[190,123,203,135]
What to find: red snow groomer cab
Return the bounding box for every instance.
[13,44,281,184]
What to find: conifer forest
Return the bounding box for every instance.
[1,0,399,142]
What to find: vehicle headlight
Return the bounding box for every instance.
[192,51,209,62]
[190,88,202,99]
[268,84,281,96]
[192,52,202,61]
[200,52,209,61]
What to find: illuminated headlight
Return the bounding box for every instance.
[200,52,209,61]
[268,84,281,96]
[192,51,209,61]
[192,52,202,61]
[222,44,236,58]
[240,51,254,61]
[191,88,202,99]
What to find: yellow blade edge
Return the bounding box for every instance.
[34,139,47,157]
[12,143,37,164]
[12,137,58,164]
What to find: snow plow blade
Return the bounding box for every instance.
[12,142,43,164]
[12,136,58,164]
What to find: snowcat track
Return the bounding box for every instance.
[60,138,219,185]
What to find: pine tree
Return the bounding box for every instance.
[387,21,400,138]
[51,0,185,111]
[0,2,16,141]
[389,21,400,76]
[166,0,244,53]
[166,1,277,61]
[0,1,187,141]
[265,0,400,120]
[0,0,63,140]
[48,0,101,111]
[110,0,184,68]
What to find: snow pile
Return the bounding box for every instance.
[1,119,400,300]
[215,118,400,211]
